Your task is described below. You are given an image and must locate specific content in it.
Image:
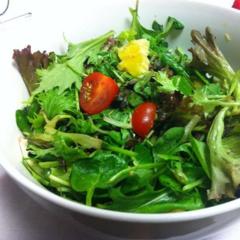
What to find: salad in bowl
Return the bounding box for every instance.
[13,3,240,215]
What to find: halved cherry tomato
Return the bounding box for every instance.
[131,102,157,138]
[79,72,119,115]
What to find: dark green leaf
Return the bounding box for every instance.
[153,127,185,160]
[172,76,193,96]
[16,109,31,134]
[160,17,184,38]
[134,143,153,164]
[159,174,182,192]
[134,191,204,213]
[152,20,163,32]
[70,151,127,192]
[71,159,100,192]
[191,137,211,178]
[127,92,144,107]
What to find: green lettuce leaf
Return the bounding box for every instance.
[34,31,114,94]
[37,89,77,119]
[207,108,240,200]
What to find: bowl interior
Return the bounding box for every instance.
[1,0,240,221]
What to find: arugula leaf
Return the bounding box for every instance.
[134,191,204,213]
[160,17,184,38]
[119,169,153,194]
[71,151,129,192]
[172,76,193,96]
[119,8,183,43]
[160,51,189,77]
[71,159,100,192]
[100,188,166,212]
[153,127,185,160]
[152,20,163,32]
[191,137,211,178]
[101,188,203,213]
[159,174,182,192]
[127,8,156,40]
[70,151,128,205]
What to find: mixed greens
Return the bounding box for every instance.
[14,6,240,213]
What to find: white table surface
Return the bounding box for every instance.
[0,0,239,239]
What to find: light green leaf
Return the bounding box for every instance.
[37,89,76,119]
[35,64,81,94]
[67,31,114,74]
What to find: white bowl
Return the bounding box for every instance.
[1,0,240,239]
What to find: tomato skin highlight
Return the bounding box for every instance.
[79,72,119,115]
[131,102,157,138]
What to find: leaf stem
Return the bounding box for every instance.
[39,161,60,168]
[182,178,204,192]
[104,144,136,157]
[86,187,95,206]
[182,115,200,142]
[103,116,132,129]
[109,162,162,185]
[49,174,70,187]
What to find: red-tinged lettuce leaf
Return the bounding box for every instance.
[189,28,235,90]
[13,45,51,95]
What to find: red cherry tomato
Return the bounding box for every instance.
[131,102,157,138]
[79,72,119,115]
[233,0,240,9]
